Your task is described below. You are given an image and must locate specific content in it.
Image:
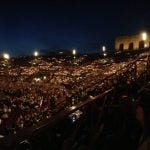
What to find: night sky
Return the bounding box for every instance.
[0,0,150,56]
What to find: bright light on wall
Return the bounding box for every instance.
[144,44,148,48]
[141,32,147,41]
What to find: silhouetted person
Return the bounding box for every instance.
[136,90,150,150]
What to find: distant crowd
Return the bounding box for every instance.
[0,55,148,142]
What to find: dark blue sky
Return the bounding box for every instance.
[0,0,150,56]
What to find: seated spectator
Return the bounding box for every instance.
[136,90,150,150]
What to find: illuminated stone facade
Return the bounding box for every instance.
[115,32,150,52]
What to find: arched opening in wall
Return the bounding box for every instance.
[139,41,145,49]
[119,43,124,51]
[128,42,134,50]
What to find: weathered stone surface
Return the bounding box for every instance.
[115,33,150,52]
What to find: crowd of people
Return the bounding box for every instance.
[0,54,148,139]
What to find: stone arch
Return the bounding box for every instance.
[119,43,124,51]
[128,42,134,50]
[139,41,145,49]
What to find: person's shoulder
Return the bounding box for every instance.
[138,137,150,150]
